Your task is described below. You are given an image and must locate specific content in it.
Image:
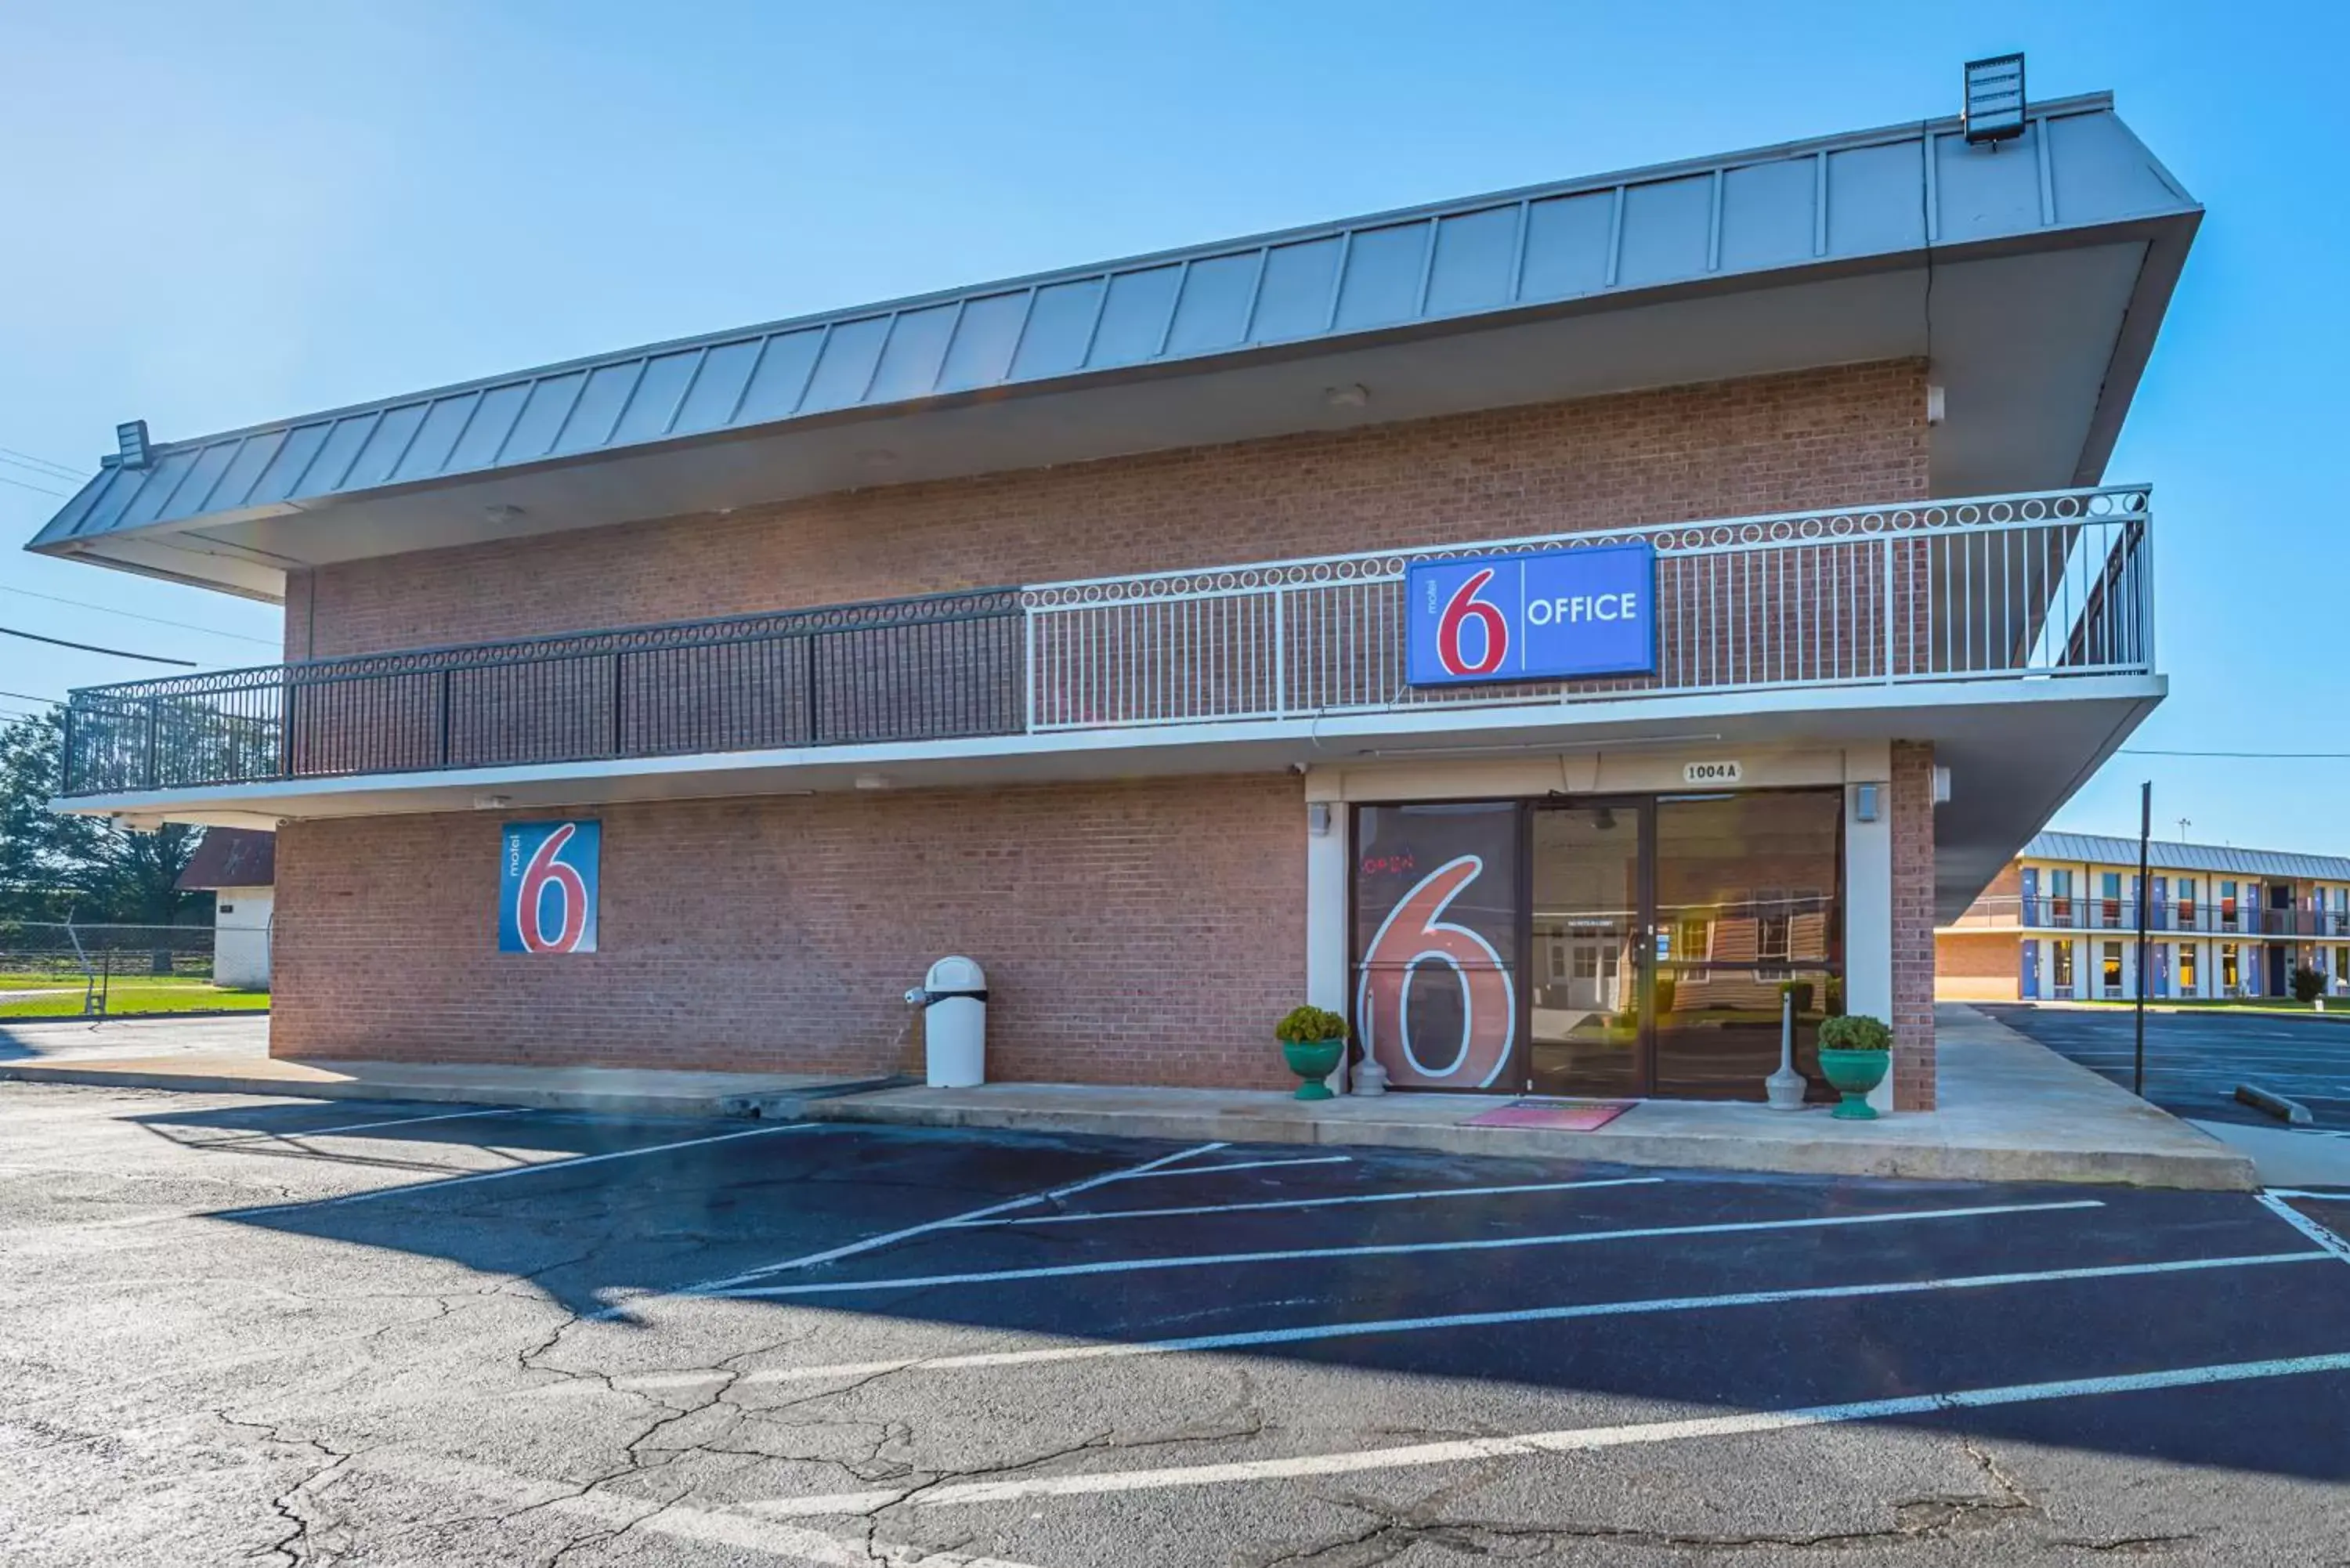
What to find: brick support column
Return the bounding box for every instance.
[1890,740,1938,1110]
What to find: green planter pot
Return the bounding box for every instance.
[1817,1046,1889,1119]
[1281,1038,1345,1100]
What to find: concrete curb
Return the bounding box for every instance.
[804,1093,2260,1190]
[2235,1082,2317,1126]
[0,1008,272,1024]
[0,1059,903,1120]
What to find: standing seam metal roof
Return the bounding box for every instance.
[31,91,2194,551]
[2024,832,2350,883]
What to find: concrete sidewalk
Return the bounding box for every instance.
[804,1005,2257,1190]
[0,1006,2256,1187]
[0,1021,895,1118]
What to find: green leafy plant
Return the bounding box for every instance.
[1274,1005,1349,1044]
[1777,979,1815,1014]
[1817,1013,1892,1052]
[2293,966,2326,1004]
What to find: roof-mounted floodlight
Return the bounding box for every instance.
[1963,53,2026,144]
[115,420,151,470]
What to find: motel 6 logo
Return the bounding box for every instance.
[498,820,602,954]
[1434,569,1510,677]
[1405,542,1658,688]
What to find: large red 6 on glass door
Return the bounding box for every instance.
[1350,802,1521,1090]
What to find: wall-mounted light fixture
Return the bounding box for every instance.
[1932,765,1954,804]
[1854,783,1882,823]
[1307,801,1332,836]
[115,420,151,470]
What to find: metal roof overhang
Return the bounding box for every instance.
[27,94,2197,604]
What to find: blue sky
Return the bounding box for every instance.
[2,1,2341,851]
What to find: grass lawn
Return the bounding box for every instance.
[0,975,269,1018]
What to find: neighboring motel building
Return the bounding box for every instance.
[1940,833,2350,1003]
[27,78,2197,1113]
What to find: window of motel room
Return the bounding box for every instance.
[2100,873,2123,929]
[2179,944,2198,995]
[2102,941,2124,996]
[2176,878,2196,930]
[2052,940,2075,995]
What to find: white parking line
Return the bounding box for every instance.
[710,1198,2106,1299]
[236,1122,818,1215]
[752,1350,2350,1516]
[2258,1192,2350,1262]
[685,1249,2326,1389]
[205,1105,532,1143]
[627,1141,1234,1311]
[982,1175,1666,1227]
[1090,1154,1354,1183]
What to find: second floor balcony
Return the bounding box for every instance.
[54,484,2154,807]
[1947,897,2350,941]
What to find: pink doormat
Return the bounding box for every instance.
[1464,1097,1635,1131]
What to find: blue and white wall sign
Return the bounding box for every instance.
[498,820,601,954]
[1405,542,1658,687]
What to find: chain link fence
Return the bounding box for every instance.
[0,921,265,1017]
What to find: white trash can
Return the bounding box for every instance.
[917,956,988,1088]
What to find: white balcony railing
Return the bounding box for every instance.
[1023,484,2151,732]
[62,485,2153,798]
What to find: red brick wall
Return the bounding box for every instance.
[288,360,1929,659]
[266,359,1932,1085]
[1891,740,1938,1110]
[1936,932,2021,1002]
[272,775,1307,1086]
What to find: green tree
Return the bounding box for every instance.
[0,709,204,927]
[0,710,108,921]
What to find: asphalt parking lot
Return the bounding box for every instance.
[3,1083,2348,1566]
[1982,1004,2350,1130]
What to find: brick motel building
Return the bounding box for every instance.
[30,85,2197,1115]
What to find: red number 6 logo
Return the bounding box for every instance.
[1354,854,1516,1088]
[517,823,590,953]
[1436,567,1509,677]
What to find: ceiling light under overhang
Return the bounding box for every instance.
[1324,384,1371,410]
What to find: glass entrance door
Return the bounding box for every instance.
[1357,788,1845,1100]
[1528,803,1647,1097]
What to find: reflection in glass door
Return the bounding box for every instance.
[1651,791,1842,1100]
[1528,804,1646,1097]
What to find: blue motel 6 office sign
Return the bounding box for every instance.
[1405,542,1658,686]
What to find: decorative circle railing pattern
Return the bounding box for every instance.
[1020,485,2149,609]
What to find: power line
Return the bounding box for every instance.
[0,445,81,479]
[0,455,80,486]
[0,583,276,645]
[2120,748,2350,759]
[0,688,65,707]
[0,471,72,499]
[0,624,197,666]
